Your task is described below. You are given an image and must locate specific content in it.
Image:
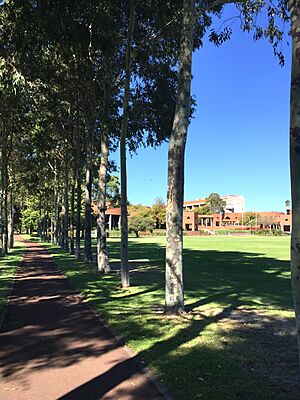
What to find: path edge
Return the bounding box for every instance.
[41,242,175,400]
[0,237,26,330]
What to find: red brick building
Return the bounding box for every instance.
[183,210,292,233]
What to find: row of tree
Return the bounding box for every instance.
[0,0,179,276]
[0,0,299,360]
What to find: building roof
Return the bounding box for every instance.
[184,195,244,207]
[105,207,121,216]
[183,198,206,205]
[256,211,283,217]
[221,194,244,199]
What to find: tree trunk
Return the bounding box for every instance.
[289,0,300,366]
[70,173,76,255]
[97,66,112,273]
[165,0,196,314]
[61,209,66,248]
[46,214,50,242]
[0,182,3,257]
[120,117,129,286]
[97,129,110,272]
[8,190,14,249]
[38,197,42,241]
[3,187,8,254]
[3,154,8,255]
[84,121,93,263]
[120,0,135,288]
[52,171,59,245]
[56,194,61,246]
[42,217,46,240]
[62,163,69,251]
[52,194,56,244]
[75,166,82,259]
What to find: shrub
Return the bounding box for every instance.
[128,216,155,238]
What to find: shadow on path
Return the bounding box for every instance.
[0,238,165,400]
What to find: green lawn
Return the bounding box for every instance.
[41,235,299,400]
[0,241,25,318]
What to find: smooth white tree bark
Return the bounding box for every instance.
[289,0,300,365]
[165,0,196,314]
[120,0,135,288]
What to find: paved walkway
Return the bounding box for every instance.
[0,238,166,400]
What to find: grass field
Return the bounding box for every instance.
[40,235,299,400]
[0,241,25,318]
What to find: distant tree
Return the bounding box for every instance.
[21,197,45,234]
[106,175,121,207]
[205,193,226,214]
[244,212,260,227]
[194,204,210,215]
[128,204,152,218]
[151,197,166,228]
[128,215,155,238]
[285,199,291,208]
[259,215,279,230]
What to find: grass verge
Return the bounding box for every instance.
[39,236,298,400]
[0,241,25,318]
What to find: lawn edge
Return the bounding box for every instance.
[41,240,175,400]
[0,239,26,330]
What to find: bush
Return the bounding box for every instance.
[251,229,284,236]
[153,229,166,236]
[128,216,155,238]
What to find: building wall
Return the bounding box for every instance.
[222,195,245,213]
[183,210,292,233]
[183,194,245,213]
[182,211,198,231]
[183,199,206,211]
[280,213,292,233]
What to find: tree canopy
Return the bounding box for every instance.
[0,0,298,357]
[205,193,226,214]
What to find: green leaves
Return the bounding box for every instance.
[205,193,226,214]
[209,26,233,46]
[0,57,26,94]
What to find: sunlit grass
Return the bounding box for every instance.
[0,241,25,317]
[41,235,298,400]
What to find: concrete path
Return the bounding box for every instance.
[0,238,166,400]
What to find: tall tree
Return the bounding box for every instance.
[164,0,290,314]
[151,197,166,229]
[84,117,94,264]
[120,0,136,288]
[165,0,196,314]
[106,175,121,206]
[289,0,300,365]
[97,63,112,273]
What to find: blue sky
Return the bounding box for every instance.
[113,6,291,212]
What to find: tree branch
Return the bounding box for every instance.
[204,0,247,12]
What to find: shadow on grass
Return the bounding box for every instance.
[1,238,298,399]
[57,304,299,400]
